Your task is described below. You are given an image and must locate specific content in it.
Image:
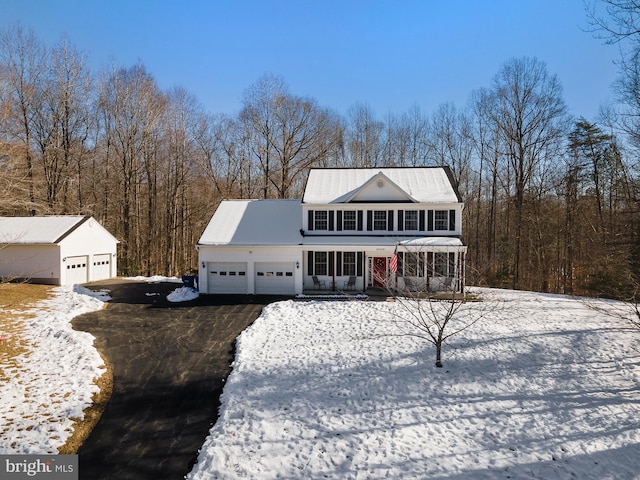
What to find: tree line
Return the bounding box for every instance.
[1,11,639,298]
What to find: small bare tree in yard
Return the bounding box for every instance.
[390,290,490,368]
[381,258,497,368]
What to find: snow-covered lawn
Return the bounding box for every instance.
[188,289,640,479]
[2,283,638,477]
[0,285,110,454]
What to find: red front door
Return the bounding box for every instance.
[373,257,387,287]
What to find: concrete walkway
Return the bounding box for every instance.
[72,279,287,480]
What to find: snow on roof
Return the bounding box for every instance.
[198,200,303,246]
[302,167,461,204]
[0,216,88,244]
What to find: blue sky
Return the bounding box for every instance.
[2,0,619,120]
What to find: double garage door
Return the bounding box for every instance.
[207,261,295,294]
[65,253,112,285]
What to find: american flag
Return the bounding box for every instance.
[390,245,398,273]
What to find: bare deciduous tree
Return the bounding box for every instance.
[382,282,497,368]
[0,24,47,215]
[489,57,567,289]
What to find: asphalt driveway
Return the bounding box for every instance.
[72,279,288,480]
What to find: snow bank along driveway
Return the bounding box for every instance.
[189,289,640,479]
[0,285,108,454]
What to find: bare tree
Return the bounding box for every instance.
[381,277,497,368]
[31,35,92,212]
[0,24,47,215]
[345,102,384,167]
[241,74,340,198]
[97,63,166,273]
[489,57,567,289]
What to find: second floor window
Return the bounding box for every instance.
[343,210,356,230]
[314,211,328,230]
[404,210,418,230]
[373,211,387,230]
[434,210,449,230]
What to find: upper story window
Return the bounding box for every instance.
[314,211,328,230]
[342,210,356,231]
[434,210,449,230]
[373,211,387,230]
[404,210,418,230]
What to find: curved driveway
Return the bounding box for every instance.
[72,280,286,480]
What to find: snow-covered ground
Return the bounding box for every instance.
[0,276,195,455]
[188,288,640,479]
[0,285,110,454]
[2,283,639,477]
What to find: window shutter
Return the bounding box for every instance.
[308,251,314,276]
[397,210,404,231]
[449,209,456,231]
[329,211,335,231]
[328,251,334,276]
[388,210,394,231]
[337,211,343,231]
[357,252,363,276]
[398,251,404,276]
[366,210,373,231]
[308,210,314,231]
[420,210,426,231]
[336,252,342,276]
[357,211,363,231]
[427,210,433,231]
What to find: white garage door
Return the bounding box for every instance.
[255,262,295,294]
[207,262,247,294]
[66,255,88,285]
[92,253,112,280]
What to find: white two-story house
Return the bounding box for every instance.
[197,167,467,295]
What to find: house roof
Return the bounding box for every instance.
[302,167,462,204]
[0,216,92,244]
[198,200,303,246]
[198,200,465,248]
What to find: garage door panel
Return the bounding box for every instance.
[92,253,112,280]
[208,262,247,294]
[255,262,295,294]
[66,255,88,285]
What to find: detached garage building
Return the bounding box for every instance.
[0,215,118,286]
